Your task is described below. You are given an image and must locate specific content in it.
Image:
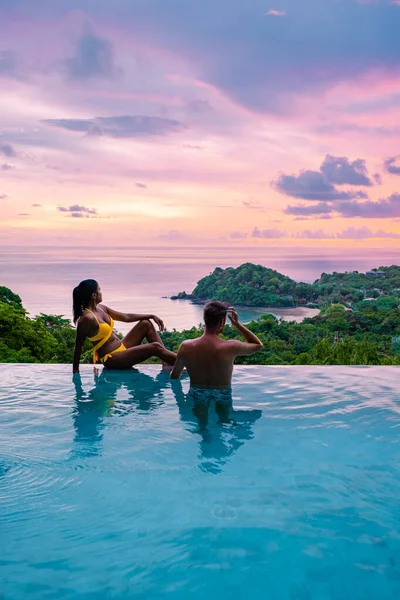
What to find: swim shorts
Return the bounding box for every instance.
[187,387,232,404]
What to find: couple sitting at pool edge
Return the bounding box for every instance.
[72,279,264,396]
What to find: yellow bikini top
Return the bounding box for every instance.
[85,307,114,363]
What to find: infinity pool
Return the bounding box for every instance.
[1,365,400,599]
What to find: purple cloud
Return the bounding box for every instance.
[185,100,212,114]
[374,173,382,185]
[274,154,373,202]
[320,155,373,186]
[230,231,248,239]
[61,22,122,81]
[337,193,400,218]
[252,227,285,238]
[295,229,332,239]
[113,0,400,113]
[384,156,400,175]
[273,170,368,201]
[0,50,18,78]
[285,202,335,216]
[154,229,187,242]
[243,198,260,208]
[135,182,147,189]
[0,144,17,158]
[42,116,185,138]
[297,227,400,240]
[336,226,400,239]
[3,0,400,115]
[0,194,8,200]
[32,203,41,207]
[287,193,400,219]
[343,91,400,116]
[57,204,97,216]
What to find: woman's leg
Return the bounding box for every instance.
[105,342,176,369]
[122,319,163,348]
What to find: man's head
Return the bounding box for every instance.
[203,300,229,333]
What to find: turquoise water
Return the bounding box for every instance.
[1,365,400,599]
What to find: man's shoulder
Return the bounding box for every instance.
[179,338,195,350]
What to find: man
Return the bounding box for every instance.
[170,301,264,401]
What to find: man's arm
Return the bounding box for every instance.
[100,305,165,331]
[170,343,186,379]
[227,307,264,357]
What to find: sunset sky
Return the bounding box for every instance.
[1,0,400,247]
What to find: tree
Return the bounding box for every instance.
[0,286,22,307]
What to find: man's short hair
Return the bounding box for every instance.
[204,301,229,329]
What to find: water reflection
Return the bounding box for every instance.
[171,379,262,474]
[71,369,169,457]
[71,370,262,471]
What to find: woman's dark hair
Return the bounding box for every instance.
[203,300,229,329]
[73,279,99,323]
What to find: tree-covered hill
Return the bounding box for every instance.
[1,274,400,365]
[173,263,316,307]
[172,263,400,308]
[314,266,400,304]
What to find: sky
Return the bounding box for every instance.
[1,0,400,247]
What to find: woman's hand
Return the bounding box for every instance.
[151,315,165,332]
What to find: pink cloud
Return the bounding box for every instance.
[265,9,286,16]
[2,1,400,248]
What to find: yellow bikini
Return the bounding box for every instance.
[85,307,126,365]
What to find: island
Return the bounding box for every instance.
[171,263,400,309]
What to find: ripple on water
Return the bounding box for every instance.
[1,364,400,600]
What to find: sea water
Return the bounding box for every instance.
[1,245,396,331]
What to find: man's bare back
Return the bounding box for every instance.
[170,304,263,389]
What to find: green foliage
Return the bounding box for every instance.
[182,263,400,309]
[161,293,400,366]
[0,302,57,362]
[0,286,22,307]
[1,272,400,366]
[190,263,314,307]
[0,290,92,364]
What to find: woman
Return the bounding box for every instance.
[72,279,176,373]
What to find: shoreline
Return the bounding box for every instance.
[168,297,320,324]
[169,295,320,312]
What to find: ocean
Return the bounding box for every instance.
[1,245,399,333]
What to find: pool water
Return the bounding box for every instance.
[1,365,400,599]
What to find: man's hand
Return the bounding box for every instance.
[226,306,264,356]
[227,307,239,327]
[152,315,165,332]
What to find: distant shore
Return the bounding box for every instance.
[170,292,303,308]
[169,295,320,323]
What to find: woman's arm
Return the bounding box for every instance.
[72,324,87,373]
[101,305,165,330]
